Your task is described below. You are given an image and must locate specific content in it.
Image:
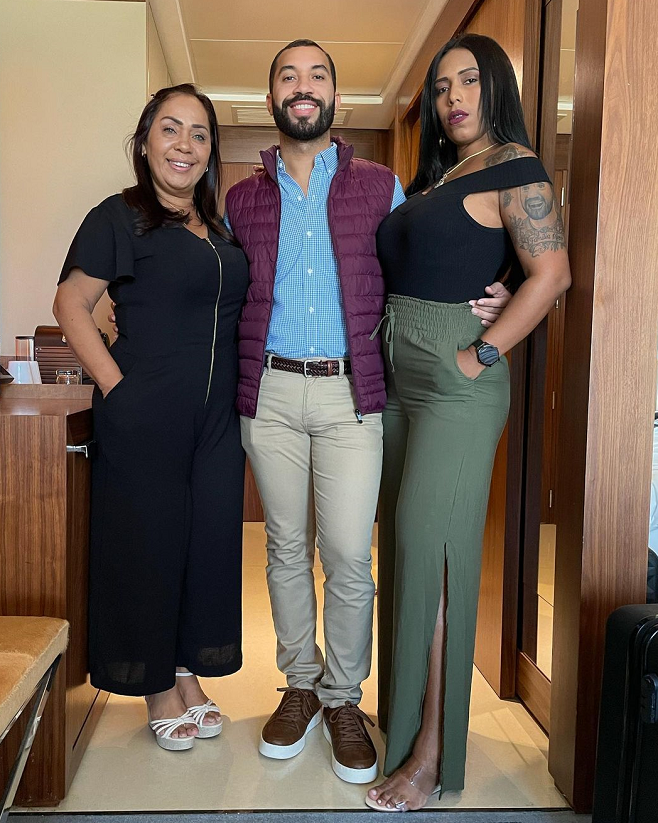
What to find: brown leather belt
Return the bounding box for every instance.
[269,356,352,377]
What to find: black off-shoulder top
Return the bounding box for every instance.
[376,156,550,303]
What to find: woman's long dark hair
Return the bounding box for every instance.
[123,84,234,243]
[406,34,532,196]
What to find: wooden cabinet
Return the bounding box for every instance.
[0,385,108,805]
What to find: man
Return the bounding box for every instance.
[224,39,509,784]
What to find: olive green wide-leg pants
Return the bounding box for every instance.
[376,295,510,792]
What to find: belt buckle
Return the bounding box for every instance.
[302,359,313,378]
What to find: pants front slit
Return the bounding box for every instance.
[377,295,510,791]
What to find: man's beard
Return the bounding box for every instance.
[272,94,335,141]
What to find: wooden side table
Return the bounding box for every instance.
[0,385,108,805]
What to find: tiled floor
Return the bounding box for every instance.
[26,524,568,813]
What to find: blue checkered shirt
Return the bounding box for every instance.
[226,143,406,359]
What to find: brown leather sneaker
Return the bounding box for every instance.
[259,687,322,759]
[323,702,379,783]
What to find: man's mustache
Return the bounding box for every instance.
[283,94,324,111]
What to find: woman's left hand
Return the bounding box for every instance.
[456,347,486,380]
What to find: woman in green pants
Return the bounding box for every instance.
[366,34,572,812]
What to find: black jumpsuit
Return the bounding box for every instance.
[59,194,249,696]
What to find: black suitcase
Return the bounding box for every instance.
[592,605,658,822]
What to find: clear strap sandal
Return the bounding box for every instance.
[364,757,441,812]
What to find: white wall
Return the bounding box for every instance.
[148,4,171,96]
[0,0,148,354]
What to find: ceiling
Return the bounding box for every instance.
[149,0,579,133]
[150,0,451,129]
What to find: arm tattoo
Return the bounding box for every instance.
[502,190,513,208]
[485,144,534,167]
[520,182,553,220]
[508,211,566,257]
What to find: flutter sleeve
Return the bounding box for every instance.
[59,198,135,285]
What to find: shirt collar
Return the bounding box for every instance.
[276,141,339,177]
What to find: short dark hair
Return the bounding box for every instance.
[268,39,337,93]
[122,83,234,243]
[407,33,532,196]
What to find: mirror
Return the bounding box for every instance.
[520,0,579,681]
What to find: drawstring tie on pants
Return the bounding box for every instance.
[370,303,396,371]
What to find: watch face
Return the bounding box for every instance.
[478,344,500,366]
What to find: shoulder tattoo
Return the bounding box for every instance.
[485,144,535,167]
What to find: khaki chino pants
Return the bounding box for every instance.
[241,362,382,706]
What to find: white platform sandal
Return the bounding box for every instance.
[176,671,223,739]
[146,704,197,751]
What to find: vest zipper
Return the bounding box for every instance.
[326,193,362,423]
[204,237,223,405]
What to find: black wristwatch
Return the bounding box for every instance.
[473,339,500,367]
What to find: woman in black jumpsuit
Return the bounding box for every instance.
[54,85,249,750]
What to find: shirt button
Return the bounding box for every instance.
[297,195,302,201]
[309,307,314,313]
[308,268,313,274]
[307,231,312,237]
[310,347,315,353]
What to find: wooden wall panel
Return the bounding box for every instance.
[466,0,542,138]
[538,0,563,179]
[219,162,254,213]
[392,114,414,190]
[549,0,658,810]
[218,126,391,166]
[396,0,479,113]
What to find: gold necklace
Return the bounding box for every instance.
[160,197,193,215]
[159,197,203,227]
[433,142,498,188]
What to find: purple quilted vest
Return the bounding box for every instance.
[225,138,394,419]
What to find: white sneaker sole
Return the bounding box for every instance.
[259,708,322,760]
[323,719,379,784]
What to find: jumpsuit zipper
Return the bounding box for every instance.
[204,237,223,405]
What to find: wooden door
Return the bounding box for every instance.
[464,0,543,698]
[540,167,568,524]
